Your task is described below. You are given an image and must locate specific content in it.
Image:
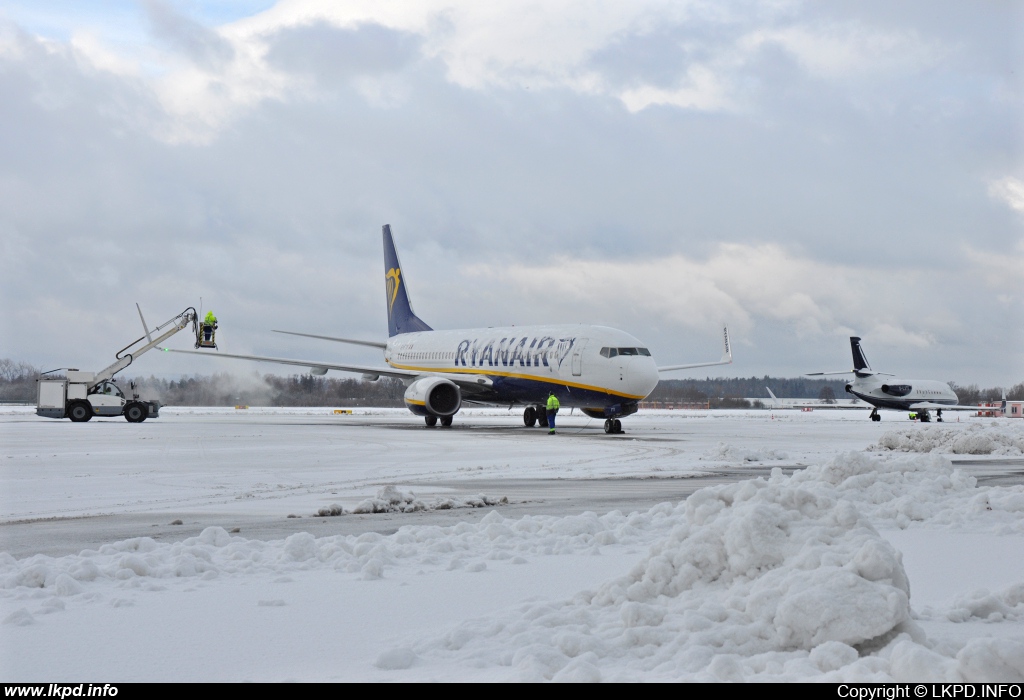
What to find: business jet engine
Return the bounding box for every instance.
[403,376,462,417]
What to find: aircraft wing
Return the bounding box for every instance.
[271,330,387,349]
[659,326,733,372]
[161,348,497,396]
[161,348,418,380]
[907,402,984,411]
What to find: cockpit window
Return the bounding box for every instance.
[89,381,124,398]
[600,347,651,358]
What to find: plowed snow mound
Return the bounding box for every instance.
[318,485,508,516]
[408,452,1024,680]
[701,441,789,462]
[4,453,1024,681]
[868,423,1024,456]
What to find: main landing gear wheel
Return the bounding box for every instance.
[936,410,943,423]
[604,419,623,434]
[869,409,881,422]
[124,402,147,423]
[440,416,453,427]
[68,400,93,423]
[424,415,438,427]
[523,406,536,427]
[536,407,548,428]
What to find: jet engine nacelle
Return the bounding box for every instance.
[881,384,912,397]
[404,376,461,417]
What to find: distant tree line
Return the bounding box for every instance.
[649,376,853,408]
[0,359,40,402]
[126,373,407,407]
[1,358,1022,407]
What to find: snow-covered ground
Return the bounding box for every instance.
[1,407,1023,681]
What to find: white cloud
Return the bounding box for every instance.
[618,65,732,112]
[465,243,952,347]
[741,23,942,82]
[4,0,955,142]
[988,176,1024,214]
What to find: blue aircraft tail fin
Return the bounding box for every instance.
[850,337,871,372]
[383,225,432,337]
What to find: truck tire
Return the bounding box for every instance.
[124,402,147,423]
[68,400,93,423]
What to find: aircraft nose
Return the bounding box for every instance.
[632,360,659,399]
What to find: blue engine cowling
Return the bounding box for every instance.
[403,376,461,417]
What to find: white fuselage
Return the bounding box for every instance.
[384,324,660,410]
[846,375,958,410]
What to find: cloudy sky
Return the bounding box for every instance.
[0,0,1021,387]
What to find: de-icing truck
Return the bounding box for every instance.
[35,305,217,422]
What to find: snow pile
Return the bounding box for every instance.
[701,441,789,463]
[919,582,1024,624]
[3,452,1024,681]
[869,422,1024,456]
[398,453,1024,681]
[318,486,509,516]
[0,507,677,595]
[786,452,1024,532]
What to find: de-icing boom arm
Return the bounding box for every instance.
[90,306,198,388]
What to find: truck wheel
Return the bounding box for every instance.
[124,402,147,423]
[68,401,93,422]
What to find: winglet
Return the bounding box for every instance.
[656,325,734,372]
[383,225,433,337]
[766,386,778,405]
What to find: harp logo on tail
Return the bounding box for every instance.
[386,268,402,317]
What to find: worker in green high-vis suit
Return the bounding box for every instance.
[546,392,560,434]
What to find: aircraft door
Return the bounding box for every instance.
[571,339,588,377]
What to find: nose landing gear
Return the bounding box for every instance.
[603,419,623,434]
[869,408,881,422]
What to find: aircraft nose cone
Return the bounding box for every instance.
[633,360,659,399]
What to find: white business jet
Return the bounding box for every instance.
[808,336,980,422]
[167,226,732,434]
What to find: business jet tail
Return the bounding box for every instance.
[850,337,872,373]
[383,224,433,337]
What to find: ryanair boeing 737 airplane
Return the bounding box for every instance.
[169,226,732,434]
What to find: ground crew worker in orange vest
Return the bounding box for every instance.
[546,392,560,434]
